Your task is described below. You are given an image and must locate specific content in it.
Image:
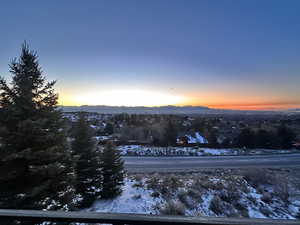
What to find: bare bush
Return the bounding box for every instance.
[243,169,275,187]
[187,189,202,200]
[225,175,249,193]
[133,174,143,182]
[219,190,241,203]
[163,175,184,192]
[209,195,236,216]
[191,176,223,191]
[261,192,272,203]
[177,190,199,210]
[177,190,188,203]
[146,175,161,190]
[159,200,186,215]
[146,175,183,199]
[273,175,289,204]
[247,196,258,206]
[132,194,141,199]
[209,196,224,215]
[259,206,273,217]
[150,191,160,198]
[119,126,149,142]
[132,181,144,188]
[234,201,249,218]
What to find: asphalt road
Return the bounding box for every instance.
[123,153,300,172]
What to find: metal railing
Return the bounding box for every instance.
[0,209,299,225]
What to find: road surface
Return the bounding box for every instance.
[123,153,300,172]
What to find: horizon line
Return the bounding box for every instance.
[59,104,300,112]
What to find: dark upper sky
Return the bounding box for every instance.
[0,0,300,109]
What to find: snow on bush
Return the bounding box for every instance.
[88,169,300,220]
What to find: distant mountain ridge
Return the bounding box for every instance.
[60,105,298,115]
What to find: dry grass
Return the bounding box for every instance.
[130,168,299,218]
[243,168,275,187]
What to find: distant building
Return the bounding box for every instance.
[177,132,208,145]
[292,142,300,149]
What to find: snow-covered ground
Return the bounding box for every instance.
[117,145,297,157]
[88,179,162,214]
[88,170,300,220]
[117,145,237,156]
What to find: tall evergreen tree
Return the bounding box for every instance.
[163,119,178,146]
[255,129,273,148]
[104,122,114,135]
[277,124,295,149]
[0,43,76,210]
[72,112,102,207]
[100,142,124,199]
[236,128,255,148]
[208,129,218,147]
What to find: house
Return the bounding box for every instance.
[177,132,208,145]
[292,142,300,149]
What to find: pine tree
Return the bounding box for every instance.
[277,124,295,149]
[72,112,102,207]
[236,128,255,149]
[255,129,273,148]
[163,119,178,147]
[99,142,124,199]
[0,43,76,210]
[104,122,114,135]
[208,129,218,147]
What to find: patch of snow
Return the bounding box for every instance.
[201,148,229,155]
[117,145,235,156]
[95,136,110,141]
[89,179,162,214]
[186,132,208,144]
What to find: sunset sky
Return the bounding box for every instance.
[0,0,300,110]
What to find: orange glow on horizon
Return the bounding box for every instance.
[206,104,300,111]
[58,91,300,111]
[59,98,299,111]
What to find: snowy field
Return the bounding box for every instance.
[88,169,300,220]
[117,145,297,157]
[118,145,234,156]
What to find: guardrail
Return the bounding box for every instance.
[0,209,299,225]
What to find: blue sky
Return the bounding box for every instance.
[0,0,299,109]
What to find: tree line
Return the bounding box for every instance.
[235,126,295,149]
[0,43,124,212]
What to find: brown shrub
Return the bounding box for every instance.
[259,206,273,217]
[164,175,184,192]
[177,190,200,210]
[132,181,144,188]
[273,176,289,203]
[261,192,272,203]
[243,169,276,188]
[159,200,186,215]
[209,196,224,215]
[234,202,249,218]
[219,190,241,203]
[247,196,258,206]
[146,176,161,190]
[151,191,160,198]
[133,174,143,182]
[132,194,141,199]
[187,189,202,200]
[192,176,224,191]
